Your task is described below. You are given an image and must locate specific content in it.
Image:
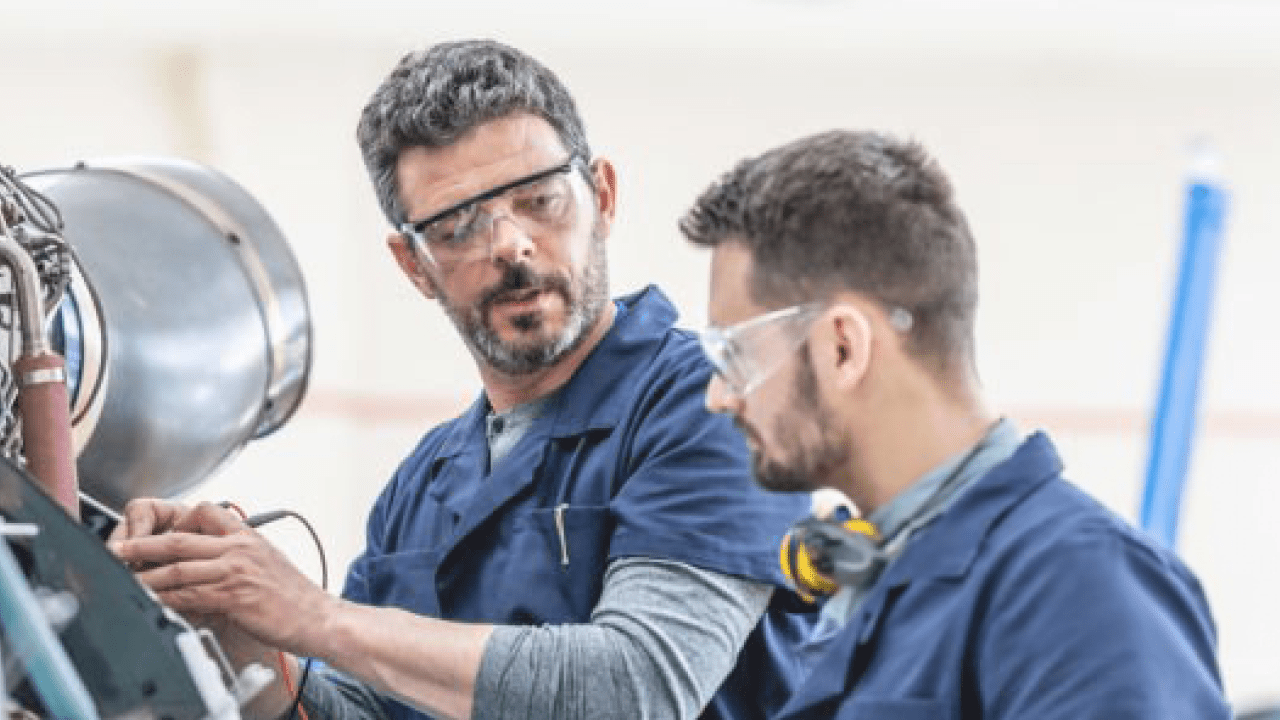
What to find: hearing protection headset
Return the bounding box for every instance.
[780,516,883,602]
[780,424,1000,601]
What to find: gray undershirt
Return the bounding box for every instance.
[474,558,770,720]
[295,396,774,720]
[484,396,553,471]
[298,559,770,720]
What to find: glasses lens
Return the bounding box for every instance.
[702,303,823,397]
[699,330,726,375]
[410,157,579,266]
[424,203,482,250]
[510,173,575,227]
[700,329,752,395]
[718,341,757,395]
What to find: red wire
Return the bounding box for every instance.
[277,651,310,720]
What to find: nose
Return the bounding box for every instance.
[487,212,536,264]
[705,374,742,416]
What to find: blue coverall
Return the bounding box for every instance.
[343,286,813,720]
[776,432,1231,719]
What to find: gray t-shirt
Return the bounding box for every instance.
[484,396,553,471]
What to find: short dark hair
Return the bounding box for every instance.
[680,130,979,376]
[357,39,592,226]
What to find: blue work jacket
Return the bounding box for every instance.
[777,432,1231,720]
[343,286,812,720]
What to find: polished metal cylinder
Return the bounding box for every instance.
[23,158,312,510]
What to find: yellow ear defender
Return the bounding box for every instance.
[780,516,885,602]
[780,424,1004,601]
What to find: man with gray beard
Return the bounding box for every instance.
[111,40,814,720]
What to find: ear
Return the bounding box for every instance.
[387,232,438,300]
[822,305,873,391]
[587,156,619,236]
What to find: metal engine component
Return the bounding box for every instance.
[0,154,306,720]
[1,450,271,720]
[0,164,79,515]
[20,158,312,510]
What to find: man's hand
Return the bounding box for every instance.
[108,497,201,548]
[111,501,337,658]
[108,500,311,718]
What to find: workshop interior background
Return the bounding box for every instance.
[3,0,1278,708]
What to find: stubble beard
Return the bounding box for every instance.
[751,345,851,493]
[439,225,610,376]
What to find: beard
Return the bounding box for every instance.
[751,344,851,493]
[436,224,610,376]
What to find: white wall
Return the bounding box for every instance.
[3,0,1278,708]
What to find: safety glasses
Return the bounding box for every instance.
[399,155,585,268]
[698,302,827,397]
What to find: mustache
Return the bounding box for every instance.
[479,263,571,312]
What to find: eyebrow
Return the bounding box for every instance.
[405,155,578,231]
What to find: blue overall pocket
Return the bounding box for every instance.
[361,547,444,617]
[498,504,614,623]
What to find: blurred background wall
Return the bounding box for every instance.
[3,0,1277,708]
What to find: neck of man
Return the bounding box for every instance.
[480,301,617,413]
[840,371,999,516]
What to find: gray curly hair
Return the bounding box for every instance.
[357,39,593,226]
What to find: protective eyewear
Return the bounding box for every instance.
[698,302,827,398]
[399,154,584,267]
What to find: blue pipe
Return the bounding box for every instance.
[0,538,100,720]
[1139,149,1229,548]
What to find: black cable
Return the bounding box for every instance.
[243,509,328,591]
[241,508,327,719]
[287,659,314,720]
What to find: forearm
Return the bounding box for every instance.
[473,558,772,720]
[283,559,768,720]
[111,502,482,719]
[308,600,493,720]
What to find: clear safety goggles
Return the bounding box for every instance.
[399,154,586,268]
[699,300,914,397]
[698,302,827,398]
